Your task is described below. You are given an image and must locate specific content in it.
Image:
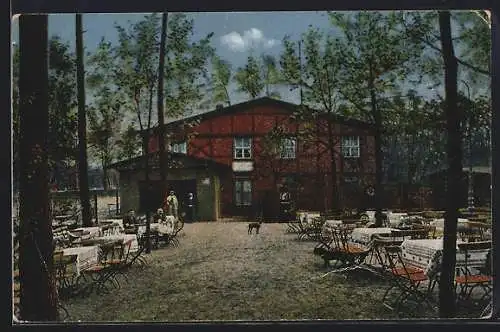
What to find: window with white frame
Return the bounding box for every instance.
[234,137,252,159]
[171,141,187,154]
[279,137,296,159]
[342,136,360,158]
[234,179,252,206]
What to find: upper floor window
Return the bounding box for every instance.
[234,137,252,159]
[279,137,296,159]
[171,141,187,154]
[342,136,360,158]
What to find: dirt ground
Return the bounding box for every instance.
[62,222,435,322]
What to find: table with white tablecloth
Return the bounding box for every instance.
[296,211,322,224]
[99,219,124,235]
[72,226,101,239]
[62,245,100,276]
[349,227,394,246]
[137,223,174,237]
[94,234,140,252]
[401,239,490,277]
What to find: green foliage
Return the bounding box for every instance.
[280,28,343,113]
[235,53,281,100]
[403,11,490,93]
[86,39,123,170]
[112,13,214,128]
[234,55,265,99]
[163,13,215,116]
[116,124,141,160]
[47,36,79,165]
[12,36,79,187]
[113,14,160,131]
[329,11,424,122]
[208,55,232,106]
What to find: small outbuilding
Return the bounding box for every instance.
[108,151,231,221]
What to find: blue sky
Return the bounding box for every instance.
[12,12,338,106]
[13,11,483,112]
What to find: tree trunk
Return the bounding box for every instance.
[76,14,92,226]
[18,14,59,321]
[102,166,108,191]
[327,120,339,211]
[144,131,152,253]
[158,12,168,196]
[438,10,461,318]
[369,73,384,226]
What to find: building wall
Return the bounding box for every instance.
[148,104,376,215]
[119,168,222,221]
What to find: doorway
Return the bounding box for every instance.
[138,180,163,213]
[167,179,197,217]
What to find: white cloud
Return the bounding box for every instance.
[220,28,279,52]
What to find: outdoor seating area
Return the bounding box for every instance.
[290,209,493,317]
[13,203,185,321]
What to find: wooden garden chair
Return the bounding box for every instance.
[53,250,81,299]
[106,238,134,285]
[321,226,376,278]
[381,245,437,314]
[81,240,121,295]
[455,241,492,307]
[369,235,404,273]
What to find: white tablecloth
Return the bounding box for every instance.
[138,223,175,237]
[350,227,394,246]
[324,220,343,227]
[62,246,100,276]
[387,212,408,226]
[73,227,101,239]
[100,219,124,228]
[297,211,321,224]
[401,239,490,277]
[95,234,139,252]
[99,219,124,235]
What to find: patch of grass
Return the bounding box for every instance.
[63,222,439,322]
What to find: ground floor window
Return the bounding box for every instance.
[234,179,252,206]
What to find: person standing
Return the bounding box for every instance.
[163,190,179,220]
[185,192,195,223]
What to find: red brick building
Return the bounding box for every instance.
[145,97,377,220]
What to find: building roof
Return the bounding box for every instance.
[142,97,376,134]
[107,151,231,172]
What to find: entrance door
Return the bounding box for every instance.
[138,180,163,213]
[167,179,197,217]
[262,190,279,221]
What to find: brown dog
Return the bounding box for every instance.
[248,221,262,234]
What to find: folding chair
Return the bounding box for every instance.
[455,241,492,307]
[81,240,121,295]
[53,251,80,299]
[106,238,134,285]
[369,235,404,273]
[381,245,437,314]
[321,226,376,278]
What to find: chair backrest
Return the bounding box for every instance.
[457,241,492,281]
[111,239,126,261]
[383,245,416,277]
[122,239,134,262]
[371,236,403,270]
[99,241,118,264]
